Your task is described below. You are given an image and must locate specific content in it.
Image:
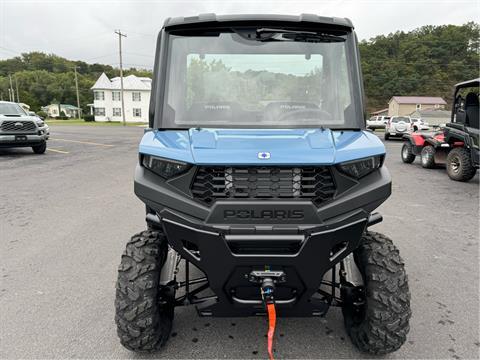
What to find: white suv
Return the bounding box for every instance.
[384,116,413,140]
[411,118,430,131]
[367,115,389,130]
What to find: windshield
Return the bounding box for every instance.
[161,28,361,129]
[0,103,26,116]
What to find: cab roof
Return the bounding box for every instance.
[163,13,353,30]
[454,78,480,90]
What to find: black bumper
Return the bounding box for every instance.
[134,165,391,316]
[0,133,47,148]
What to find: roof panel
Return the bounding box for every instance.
[164,13,353,29]
[91,73,152,91]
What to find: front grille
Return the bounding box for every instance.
[1,120,36,132]
[191,166,336,206]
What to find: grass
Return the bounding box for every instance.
[45,119,147,126]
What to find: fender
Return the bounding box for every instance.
[403,133,424,156]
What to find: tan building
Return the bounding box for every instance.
[409,108,451,126]
[388,96,446,116]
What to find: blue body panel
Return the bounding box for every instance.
[138,129,385,165]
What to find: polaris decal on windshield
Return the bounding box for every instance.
[204,104,230,110]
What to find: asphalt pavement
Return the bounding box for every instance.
[0,126,479,359]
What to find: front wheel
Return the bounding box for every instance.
[32,141,47,154]
[420,145,435,168]
[342,231,411,354]
[384,132,390,141]
[401,142,415,163]
[115,230,174,352]
[446,147,477,181]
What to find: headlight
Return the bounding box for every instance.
[337,155,384,179]
[36,121,45,127]
[142,154,191,179]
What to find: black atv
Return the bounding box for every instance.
[444,79,479,181]
[114,14,411,358]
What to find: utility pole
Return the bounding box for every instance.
[74,66,82,119]
[115,30,127,126]
[15,75,19,102]
[8,74,15,102]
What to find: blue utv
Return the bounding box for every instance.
[114,14,411,358]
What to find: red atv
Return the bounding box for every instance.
[401,79,479,182]
[401,130,459,168]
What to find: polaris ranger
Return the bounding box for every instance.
[115,14,411,357]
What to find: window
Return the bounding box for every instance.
[112,91,121,101]
[94,91,105,101]
[0,102,27,115]
[132,92,141,101]
[392,116,409,123]
[112,108,121,116]
[434,104,440,109]
[162,30,357,128]
[416,104,421,110]
[133,108,142,117]
[94,107,105,116]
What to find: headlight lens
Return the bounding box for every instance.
[36,121,45,127]
[142,155,191,179]
[337,155,384,179]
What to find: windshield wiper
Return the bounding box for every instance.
[255,28,345,42]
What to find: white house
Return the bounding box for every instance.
[41,104,80,118]
[91,73,151,122]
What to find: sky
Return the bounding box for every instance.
[0,0,478,69]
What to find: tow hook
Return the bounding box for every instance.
[249,270,285,360]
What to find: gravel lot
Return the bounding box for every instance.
[0,125,478,359]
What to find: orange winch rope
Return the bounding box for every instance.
[266,302,277,360]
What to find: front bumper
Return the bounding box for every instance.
[134,165,392,316]
[0,133,48,148]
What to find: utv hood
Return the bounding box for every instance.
[139,129,385,165]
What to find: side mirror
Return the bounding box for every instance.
[28,111,36,116]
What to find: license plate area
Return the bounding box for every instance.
[15,135,27,141]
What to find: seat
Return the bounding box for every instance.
[465,92,479,129]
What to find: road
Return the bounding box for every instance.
[0,126,478,359]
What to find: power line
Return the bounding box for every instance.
[123,51,154,58]
[84,53,117,61]
[0,46,21,56]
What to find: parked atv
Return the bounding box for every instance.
[115,14,411,358]
[401,79,479,181]
[401,129,447,168]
